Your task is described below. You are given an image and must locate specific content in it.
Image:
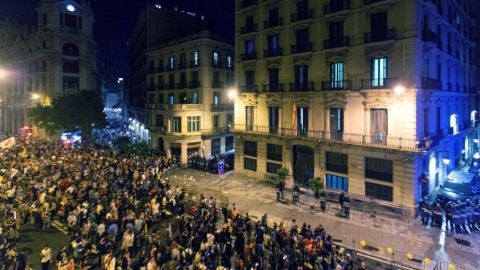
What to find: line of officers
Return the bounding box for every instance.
[420,198,480,232]
[275,183,351,219]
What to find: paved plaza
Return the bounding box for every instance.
[168,168,480,269]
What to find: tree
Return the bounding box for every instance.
[276,167,289,185]
[29,90,106,141]
[309,177,324,198]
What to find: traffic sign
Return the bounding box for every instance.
[218,159,224,175]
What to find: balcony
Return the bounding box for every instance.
[240,85,258,92]
[291,42,312,54]
[166,65,175,71]
[291,9,314,22]
[241,51,257,61]
[156,66,165,72]
[421,78,442,89]
[168,104,202,110]
[422,28,437,43]
[264,48,283,58]
[324,0,351,14]
[264,17,283,29]
[262,84,284,92]
[321,80,351,90]
[349,78,396,89]
[364,29,396,43]
[211,103,234,111]
[189,61,200,68]
[233,125,430,152]
[166,83,175,90]
[324,37,350,49]
[364,0,387,4]
[201,127,231,138]
[240,24,258,34]
[189,81,200,88]
[211,80,224,88]
[212,61,223,68]
[289,82,315,92]
[240,0,257,9]
[176,82,187,89]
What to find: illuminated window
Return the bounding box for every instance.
[450,114,458,134]
[168,56,175,70]
[471,111,478,127]
[213,51,220,66]
[330,62,344,89]
[192,51,199,66]
[371,57,388,87]
[226,55,233,68]
[187,116,200,132]
[171,117,181,132]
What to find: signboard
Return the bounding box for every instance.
[218,159,224,176]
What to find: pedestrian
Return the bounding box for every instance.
[279,181,284,199]
[343,194,351,219]
[339,192,345,211]
[40,244,52,270]
[222,204,228,222]
[292,184,300,205]
[320,191,327,212]
[275,182,281,201]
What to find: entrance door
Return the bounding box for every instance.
[292,145,314,187]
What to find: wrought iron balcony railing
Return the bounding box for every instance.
[233,125,431,152]
[291,42,312,54]
[291,9,314,22]
[262,84,284,92]
[324,36,350,49]
[321,80,352,90]
[264,48,283,58]
[240,24,258,34]
[289,82,315,92]
[364,28,396,43]
[324,0,351,14]
[264,17,283,29]
[241,51,257,61]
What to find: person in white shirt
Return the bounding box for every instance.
[40,244,52,270]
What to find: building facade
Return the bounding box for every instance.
[233,0,479,213]
[145,30,235,164]
[0,0,97,135]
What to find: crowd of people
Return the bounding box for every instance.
[0,137,368,269]
[420,198,480,233]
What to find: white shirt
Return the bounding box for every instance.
[40,247,52,263]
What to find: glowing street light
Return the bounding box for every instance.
[31,93,40,100]
[393,85,405,95]
[227,88,238,100]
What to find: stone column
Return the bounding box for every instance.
[181,143,188,165]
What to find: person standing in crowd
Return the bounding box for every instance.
[339,192,345,211]
[292,184,300,205]
[278,180,285,199]
[40,244,52,270]
[320,190,327,212]
[275,182,281,201]
[343,194,351,219]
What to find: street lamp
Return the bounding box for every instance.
[227,88,238,101]
[393,84,405,95]
[31,93,40,100]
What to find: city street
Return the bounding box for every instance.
[168,168,480,269]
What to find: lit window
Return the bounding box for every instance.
[226,55,233,68]
[187,116,200,132]
[171,117,181,133]
[168,56,175,69]
[450,114,458,134]
[330,62,344,89]
[192,51,199,66]
[371,57,388,87]
[213,51,220,66]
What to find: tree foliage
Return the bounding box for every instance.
[28,90,106,140]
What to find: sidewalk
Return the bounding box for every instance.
[168,169,480,269]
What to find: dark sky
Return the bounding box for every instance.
[0,0,234,78]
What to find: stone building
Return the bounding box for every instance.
[0,0,97,135]
[233,0,479,214]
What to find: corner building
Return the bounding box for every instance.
[0,0,96,135]
[233,0,479,214]
[145,30,235,164]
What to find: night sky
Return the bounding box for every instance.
[0,0,234,79]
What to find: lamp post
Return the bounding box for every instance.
[0,68,10,135]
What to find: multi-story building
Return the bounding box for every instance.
[145,30,235,163]
[0,0,96,135]
[233,0,479,214]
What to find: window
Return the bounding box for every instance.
[212,115,220,130]
[225,136,234,151]
[267,162,282,174]
[245,39,255,55]
[326,152,348,174]
[295,28,309,46]
[43,13,47,25]
[267,143,282,161]
[246,106,254,131]
[64,14,78,28]
[63,76,79,92]
[226,114,233,127]
[330,108,344,139]
[213,51,220,66]
[63,60,79,73]
[326,174,348,192]
[226,55,233,68]
[244,158,257,171]
[191,71,199,84]
[191,92,199,104]
[180,73,186,84]
[171,117,182,132]
[424,108,429,138]
[244,140,257,157]
[268,68,279,90]
[371,57,388,87]
[267,34,280,55]
[168,93,175,105]
[365,157,393,182]
[179,53,186,66]
[329,21,344,40]
[295,65,308,89]
[268,8,279,25]
[269,106,279,134]
[168,56,175,70]
[370,12,387,38]
[211,138,221,156]
[370,109,388,144]
[63,43,79,56]
[168,74,175,88]
[158,93,164,104]
[330,62,344,88]
[192,51,199,66]
[245,71,255,90]
[187,116,200,132]
[156,114,164,127]
[226,72,234,85]
[297,107,309,136]
[423,57,429,79]
[179,93,186,104]
[213,92,220,105]
[450,114,458,134]
[437,62,442,80]
[365,182,393,202]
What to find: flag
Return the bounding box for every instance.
[291,97,297,135]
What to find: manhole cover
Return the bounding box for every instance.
[455,238,472,247]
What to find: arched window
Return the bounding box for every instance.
[63,43,79,56]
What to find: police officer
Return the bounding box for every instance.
[275,182,281,201]
[420,201,429,226]
[319,191,327,212]
[445,202,453,231]
[432,203,443,228]
[292,184,300,205]
[343,194,351,219]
